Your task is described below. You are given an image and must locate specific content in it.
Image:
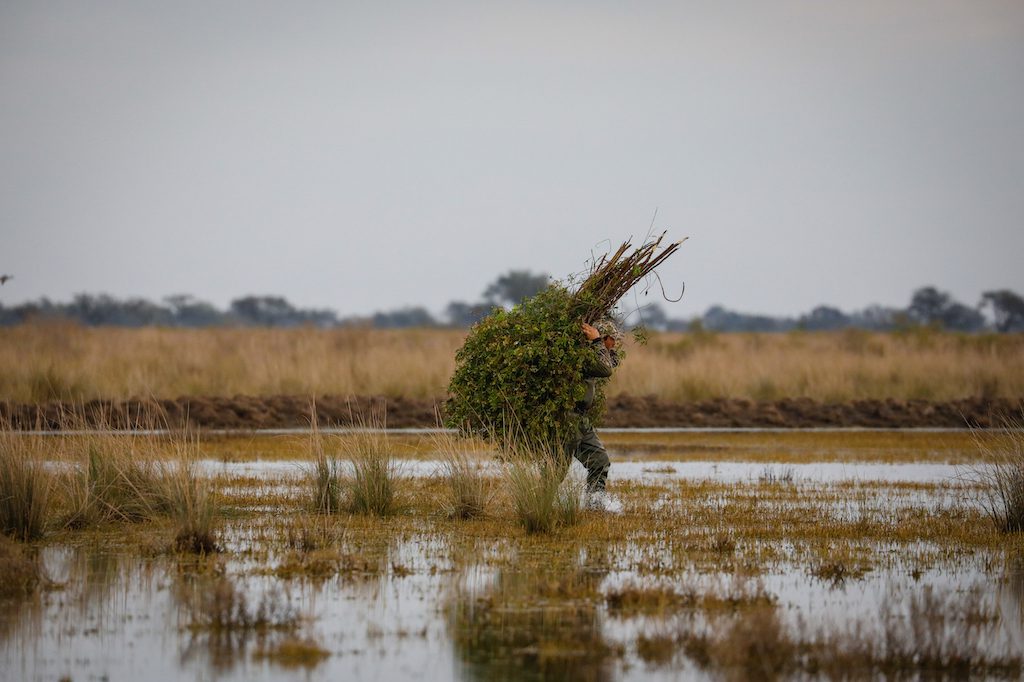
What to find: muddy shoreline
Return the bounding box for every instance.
[2,394,1020,430]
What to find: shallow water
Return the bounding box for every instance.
[4,541,1020,681]
[203,457,967,485]
[3,431,1021,681]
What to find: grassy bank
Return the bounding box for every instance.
[2,322,1023,403]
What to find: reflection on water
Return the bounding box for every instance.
[1000,552,1024,647]
[174,570,304,675]
[448,549,617,682]
[3,535,1022,681]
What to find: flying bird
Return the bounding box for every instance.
[0,275,11,285]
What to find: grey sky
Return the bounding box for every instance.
[2,0,1023,319]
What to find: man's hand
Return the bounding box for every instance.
[581,322,600,341]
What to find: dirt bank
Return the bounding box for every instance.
[2,394,1020,431]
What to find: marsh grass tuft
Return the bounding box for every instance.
[433,431,491,519]
[157,437,220,553]
[505,447,581,534]
[306,411,342,514]
[968,415,1024,533]
[341,418,402,516]
[25,413,222,550]
[0,429,51,541]
[61,432,163,527]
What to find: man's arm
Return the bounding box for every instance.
[581,323,617,378]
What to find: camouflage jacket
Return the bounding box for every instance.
[575,339,619,415]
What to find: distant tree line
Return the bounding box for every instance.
[1,275,1022,333]
[676,287,1024,333]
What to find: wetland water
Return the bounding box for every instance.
[3,430,1023,681]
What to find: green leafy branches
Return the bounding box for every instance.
[445,285,592,451]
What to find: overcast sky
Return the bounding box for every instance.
[2,0,1022,319]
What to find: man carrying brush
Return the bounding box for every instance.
[572,319,622,512]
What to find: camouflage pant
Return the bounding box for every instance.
[564,416,610,492]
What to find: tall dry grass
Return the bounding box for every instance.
[433,431,492,519]
[616,328,1024,402]
[968,415,1024,533]
[341,422,403,517]
[159,433,220,553]
[2,322,1023,402]
[306,410,342,515]
[58,427,221,551]
[1,411,221,551]
[60,430,164,527]
[0,429,52,541]
[0,322,463,402]
[504,446,582,534]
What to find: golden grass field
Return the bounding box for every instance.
[2,321,1023,403]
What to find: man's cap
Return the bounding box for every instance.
[596,317,623,344]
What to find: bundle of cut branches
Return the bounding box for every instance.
[571,231,685,323]
[445,233,684,452]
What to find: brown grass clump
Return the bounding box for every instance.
[305,412,342,515]
[504,448,581,534]
[284,516,340,554]
[968,415,1024,533]
[341,424,402,517]
[0,429,51,541]
[158,452,219,553]
[433,431,491,519]
[809,560,869,586]
[16,413,223,551]
[62,436,162,527]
